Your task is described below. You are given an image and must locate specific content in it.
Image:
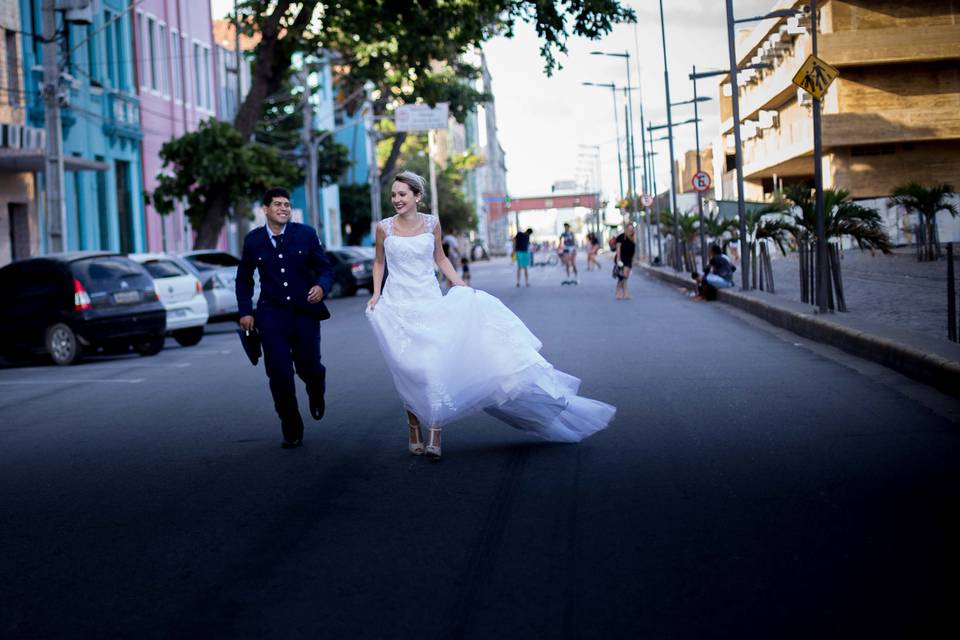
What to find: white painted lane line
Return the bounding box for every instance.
[0,379,145,385]
[5,362,190,373]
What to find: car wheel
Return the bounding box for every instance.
[345,285,358,297]
[329,281,344,299]
[134,333,165,356]
[46,323,82,366]
[172,327,204,347]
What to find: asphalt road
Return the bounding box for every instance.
[1,256,957,639]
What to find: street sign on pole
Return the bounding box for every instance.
[395,103,450,132]
[691,171,711,193]
[792,54,839,100]
[640,194,654,207]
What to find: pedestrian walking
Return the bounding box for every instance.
[236,187,334,449]
[613,223,637,300]
[514,227,532,287]
[558,222,579,285]
[366,170,615,460]
[586,232,601,271]
[461,256,471,286]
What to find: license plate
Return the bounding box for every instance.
[114,290,140,304]
[171,309,189,317]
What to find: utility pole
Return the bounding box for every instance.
[427,129,439,216]
[299,68,320,235]
[811,0,828,313]
[42,0,66,253]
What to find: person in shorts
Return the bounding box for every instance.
[557,223,578,284]
[513,227,532,287]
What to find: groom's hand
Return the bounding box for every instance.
[307,285,324,303]
[239,315,255,331]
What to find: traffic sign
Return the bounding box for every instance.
[792,54,839,100]
[691,171,712,193]
[395,102,450,131]
[640,194,655,207]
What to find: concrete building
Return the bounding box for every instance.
[715,0,960,209]
[16,0,145,258]
[0,0,38,265]
[135,0,220,253]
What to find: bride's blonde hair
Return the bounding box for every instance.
[394,170,427,201]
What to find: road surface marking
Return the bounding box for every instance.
[0,378,145,385]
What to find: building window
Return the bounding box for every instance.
[147,16,158,91]
[5,30,19,106]
[203,46,212,110]
[104,11,116,87]
[86,24,100,86]
[193,42,201,108]
[158,23,169,96]
[171,29,181,101]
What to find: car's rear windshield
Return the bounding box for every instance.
[187,253,240,268]
[143,259,187,279]
[71,257,151,293]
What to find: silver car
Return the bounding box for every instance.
[178,250,259,321]
[129,253,209,346]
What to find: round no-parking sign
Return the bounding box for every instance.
[691,172,712,193]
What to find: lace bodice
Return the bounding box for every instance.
[380,213,439,238]
[379,213,442,303]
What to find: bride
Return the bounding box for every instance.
[366,171,615,459]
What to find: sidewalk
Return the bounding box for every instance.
[641,263,960,399]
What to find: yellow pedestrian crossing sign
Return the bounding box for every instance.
[792,54,839,99]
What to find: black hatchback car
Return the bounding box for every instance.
[326,247,374,298]
[0,252,167,365]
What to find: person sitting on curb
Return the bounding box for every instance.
[692,244,736,301]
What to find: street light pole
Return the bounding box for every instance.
[658,0,682,270]
[811,0,828,313]
[724,0,750,290]
[692,66,708,271]
[648,128,662,263]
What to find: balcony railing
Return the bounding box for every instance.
[103,90,142,141]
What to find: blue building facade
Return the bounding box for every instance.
[20,0,145,254]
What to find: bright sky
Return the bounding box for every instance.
[210,0,773,200]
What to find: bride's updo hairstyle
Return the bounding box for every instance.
[394,170,427,208]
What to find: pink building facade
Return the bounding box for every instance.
[133,0,223,253]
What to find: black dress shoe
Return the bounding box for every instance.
[309,391,325,421]
[281,439,303,449]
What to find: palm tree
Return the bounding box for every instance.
[780,185,891,253]
[701,209,738,250]
[889,182,957,261]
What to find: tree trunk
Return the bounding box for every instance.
[379,132,408,186]
[193,196,228,249]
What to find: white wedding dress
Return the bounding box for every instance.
[366,213,615,443]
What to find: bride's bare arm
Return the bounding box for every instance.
[433,223,466,287]
[368,224,386,309]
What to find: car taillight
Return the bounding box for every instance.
[73,278,92,311]
[350,262,364,275]
[195,280,202,294]
[144,287,159,301]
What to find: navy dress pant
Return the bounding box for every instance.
[256,303,325,442]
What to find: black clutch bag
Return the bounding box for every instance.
[236,329,262,366]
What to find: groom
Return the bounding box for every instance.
[236,187,334,449]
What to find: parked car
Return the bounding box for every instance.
[326,247,374,298]
[178,250,246,320]
[0,252,167,365]
[129,253,208,346]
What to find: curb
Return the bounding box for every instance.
[641,264,960,399]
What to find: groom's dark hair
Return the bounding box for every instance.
[262,187,291,207]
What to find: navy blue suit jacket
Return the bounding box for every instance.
[236,222,334,321]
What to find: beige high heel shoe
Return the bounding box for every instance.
[408,420,425,456]
[425,427,442,460]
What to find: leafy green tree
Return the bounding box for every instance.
[148,119,302,249]
[701,209,738,250]
[232,0,636,178]
[729,201,796,256]
[888,182,957,261]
